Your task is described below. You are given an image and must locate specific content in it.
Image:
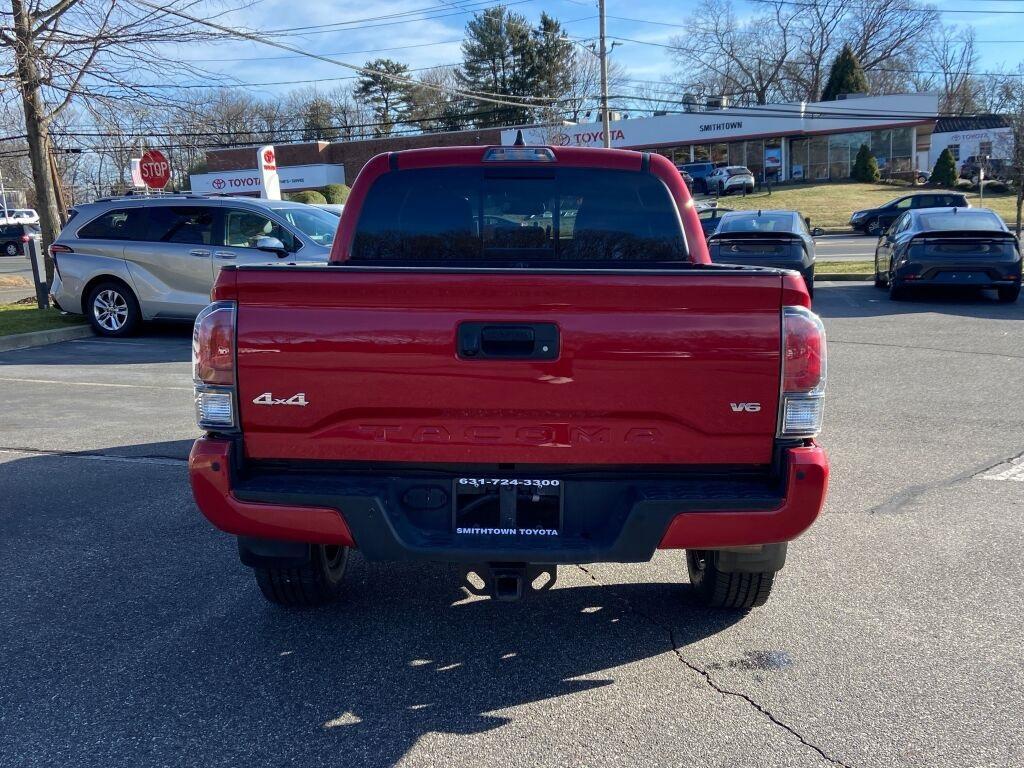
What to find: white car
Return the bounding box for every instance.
[707,166,755,196]
[313,203,344,217]
[2,208,40,225]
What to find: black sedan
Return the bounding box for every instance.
[850,192,969,236]
[874,208,1021,302]
[706,210,816,296]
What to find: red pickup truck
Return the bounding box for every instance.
[189,144,828,610]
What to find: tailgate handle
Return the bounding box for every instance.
[458,322,559,360]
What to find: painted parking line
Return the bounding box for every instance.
[0,376,191,391]
[977,458,1024,482]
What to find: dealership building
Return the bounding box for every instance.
[199,92,942,193]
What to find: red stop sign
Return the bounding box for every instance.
[139,149,171,189]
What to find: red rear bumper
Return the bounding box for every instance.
[189,438,827,555]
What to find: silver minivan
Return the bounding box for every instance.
[49,195,338,336]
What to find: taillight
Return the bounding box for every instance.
[20,234,30,243]
[192,301,237,430]
[779,306,826,437]
[49,243,73,257]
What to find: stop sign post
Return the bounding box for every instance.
[139,149,171,190]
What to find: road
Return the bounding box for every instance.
[1,285,1022,768]
[0,255,35,304]
[814,234,876,263]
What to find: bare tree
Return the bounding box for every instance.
[667,0,796,106]
[0,0,232,279]
[922,26,979,116]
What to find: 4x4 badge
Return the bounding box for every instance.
[253,392,309,407]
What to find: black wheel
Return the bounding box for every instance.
[888,274,907,300]
[86,280,141,337]
[997,285,1020,303]
[686,550,776,610]
[865,218,882,237]
[3,241,18,257]
[254,544,349,606]
[874,258,887,288]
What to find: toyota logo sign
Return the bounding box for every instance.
[212,178,226,190]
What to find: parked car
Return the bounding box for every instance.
[707,210,816,296]
[677,161,716,193]
[850,192,969,236]
[188,144,829,611]
[696,205,734,238]
[959,156,1011,185]
[675,166,694,189]
[49,196,337,336]
[1,208,40,225]
[706,166,756,196]
[873,207,1020,301]
[0,221,40,257]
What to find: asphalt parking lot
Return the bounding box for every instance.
[2,283,1022,768]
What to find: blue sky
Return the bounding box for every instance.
[171,0,1024,98]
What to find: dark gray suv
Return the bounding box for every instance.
[50,195,337,336]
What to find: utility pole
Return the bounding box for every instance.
[598,0,610,148]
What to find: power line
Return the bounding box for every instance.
[133,0,578,107]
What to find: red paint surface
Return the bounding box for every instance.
[189,438,355,546]
[657,443,829,548]
[229,269,785,465]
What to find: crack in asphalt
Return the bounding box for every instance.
[869,448,1024,514]
[830,339,1024,360]
[0,445,187,466]
[575,564,853,768]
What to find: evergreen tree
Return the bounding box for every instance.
[931,148,959,187]
[354,58,411,137]
[301,98,339,141]
[852,144,880,183]
[821,44,869,101]
[532,13,574,110]
[458,6,538,126]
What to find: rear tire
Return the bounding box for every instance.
[888,274,908,300]
[86,280,141,337]
[998,285,1020,303]
[254,544,349,606]
[3,241,18,257]
[874,258,887,288]
[686,550,776,610]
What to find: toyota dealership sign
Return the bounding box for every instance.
[189,164,345,196]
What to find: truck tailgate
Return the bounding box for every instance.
[233,268,784,466]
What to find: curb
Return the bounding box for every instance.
[0,323,93,352]
[818,273,872,281]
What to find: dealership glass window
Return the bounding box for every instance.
[764,137,782,181]
[808,136,829,180]
[728,142,745,167]
[979,140,993,157]
[789,138,809,181]
[693,144,710,161]
[745,139,764,182]
[892,127,912,158]
[947,144,960,161]
[870,129,893,173]
[828,135,851,179]
[710,143,729,164]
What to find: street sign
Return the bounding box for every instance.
[139,149,171,190]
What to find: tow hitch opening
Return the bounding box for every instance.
[461,563,558,602]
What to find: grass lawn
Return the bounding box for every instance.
[817,260,873,274]
[709,182,1022,230]
[0,303,86,336]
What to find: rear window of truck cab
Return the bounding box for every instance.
[350,166,687,267]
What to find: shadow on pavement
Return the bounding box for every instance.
[0,322,191,366]
[0,445,742,767]
[815,282,1024,320]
